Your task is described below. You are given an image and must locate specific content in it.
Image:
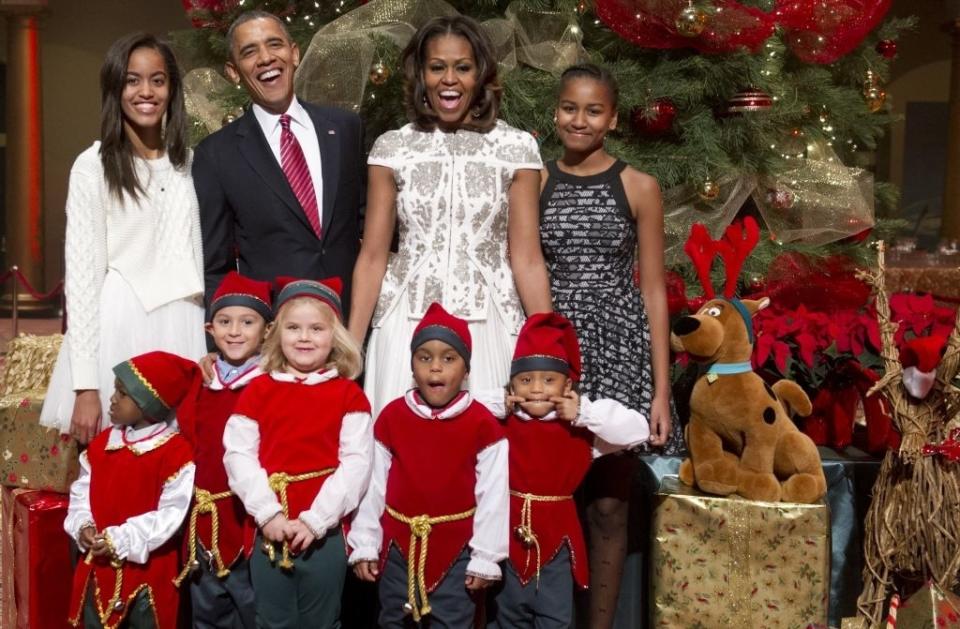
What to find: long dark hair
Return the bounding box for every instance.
[99,32,187,201]
[402,16,501,133]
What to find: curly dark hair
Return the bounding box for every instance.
[401,16,501,133]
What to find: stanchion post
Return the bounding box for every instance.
[11,266,19,338]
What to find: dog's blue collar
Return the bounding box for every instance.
[706,361,753,375]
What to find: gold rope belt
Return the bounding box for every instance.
[82,534,125,626]
[385,504,476,621]
[510,490,572,584]
[173,487,234,586]
[262,468,335,570]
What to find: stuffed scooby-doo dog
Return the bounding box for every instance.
[672,218,827,504]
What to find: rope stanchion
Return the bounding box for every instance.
[0,266,65,338]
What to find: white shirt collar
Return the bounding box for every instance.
[252,97,309,135]
[105,421,179,454]
[269,368,339,385]
[512,407,558,422]
[404,389,472,420]
[209,363,263,391]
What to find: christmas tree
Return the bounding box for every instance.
[174,0,913,395]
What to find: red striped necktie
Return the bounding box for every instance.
[279,114,322,238]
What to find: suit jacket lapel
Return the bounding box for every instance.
[307,106,340,244]
[235,110,314,234]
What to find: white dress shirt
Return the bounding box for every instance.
[252,98,324,216]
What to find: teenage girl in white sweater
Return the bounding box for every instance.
[41,33,206,443]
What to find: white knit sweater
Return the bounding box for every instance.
[64,142,204,390]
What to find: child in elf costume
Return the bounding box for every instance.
[484,312,650,628]
[223,277,372,628]
[65,351,199,629]
[174,271,273,628]
[348,302,509,628]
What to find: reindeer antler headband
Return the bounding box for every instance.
[684,216,761,341]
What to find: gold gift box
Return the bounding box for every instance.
[651,476,830,628]
[0,391,78,493]
[0,334,62,396]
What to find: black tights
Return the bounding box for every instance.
[577,453,637,629]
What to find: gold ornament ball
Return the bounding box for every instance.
[369,62,391,86]
[698,179,720,202]
[864,86,886,113]
[576,0,589,14]
[675,5,707,38]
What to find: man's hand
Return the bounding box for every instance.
[198,353,218,385]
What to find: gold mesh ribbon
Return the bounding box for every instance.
[0,334,62,397]
[183,68,237,135]
[509,490,572,585]
[262,468,335,570]
[294,0,585,111]
[173,487,234,586]
[662,142,874,264]
[385,504,476,621]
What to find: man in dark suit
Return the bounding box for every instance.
[194,10,364,318]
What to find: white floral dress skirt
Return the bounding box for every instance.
[40,271,205,434]
[361,120,543,417]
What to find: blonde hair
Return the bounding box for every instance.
[260,297,363,379]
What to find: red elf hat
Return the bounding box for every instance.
[274,276,343,320]
[511,312,582,382]
[208,271,273,322]
[410,302,472,369]
[112,351,202,420]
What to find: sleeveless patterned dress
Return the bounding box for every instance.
[540,159,683,454]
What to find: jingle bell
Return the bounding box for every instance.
[189,559,201,571]
[113,599,125,612]
[403,602,414,614]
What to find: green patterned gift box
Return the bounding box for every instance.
[651,476,830,629]
[0,391,79,493]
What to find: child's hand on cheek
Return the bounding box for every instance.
[285,519,317,552]
[551,390,580,422]
[261,514,289,543]
[465,575,493,591]
[505,392,525,411]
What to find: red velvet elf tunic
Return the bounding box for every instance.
[176,364,261,580]
[504,409,593,587]
[226,369,372,549]
[67,424,194,628]
[376,391,507,592]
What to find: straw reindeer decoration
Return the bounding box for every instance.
[671,217,827,503]
[853,242,960,627]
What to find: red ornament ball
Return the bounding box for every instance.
[631,99,677,136]
[876,39,897,59]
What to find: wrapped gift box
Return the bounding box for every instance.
[0,334,62,396]
[0,391,79,493]
[651,476,830,628]
[895,582,960,628]
[13,490,72,629]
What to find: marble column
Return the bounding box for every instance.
[942,18,960,240]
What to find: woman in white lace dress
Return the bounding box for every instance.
[348,16,552,414]
[40,33,206,442]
